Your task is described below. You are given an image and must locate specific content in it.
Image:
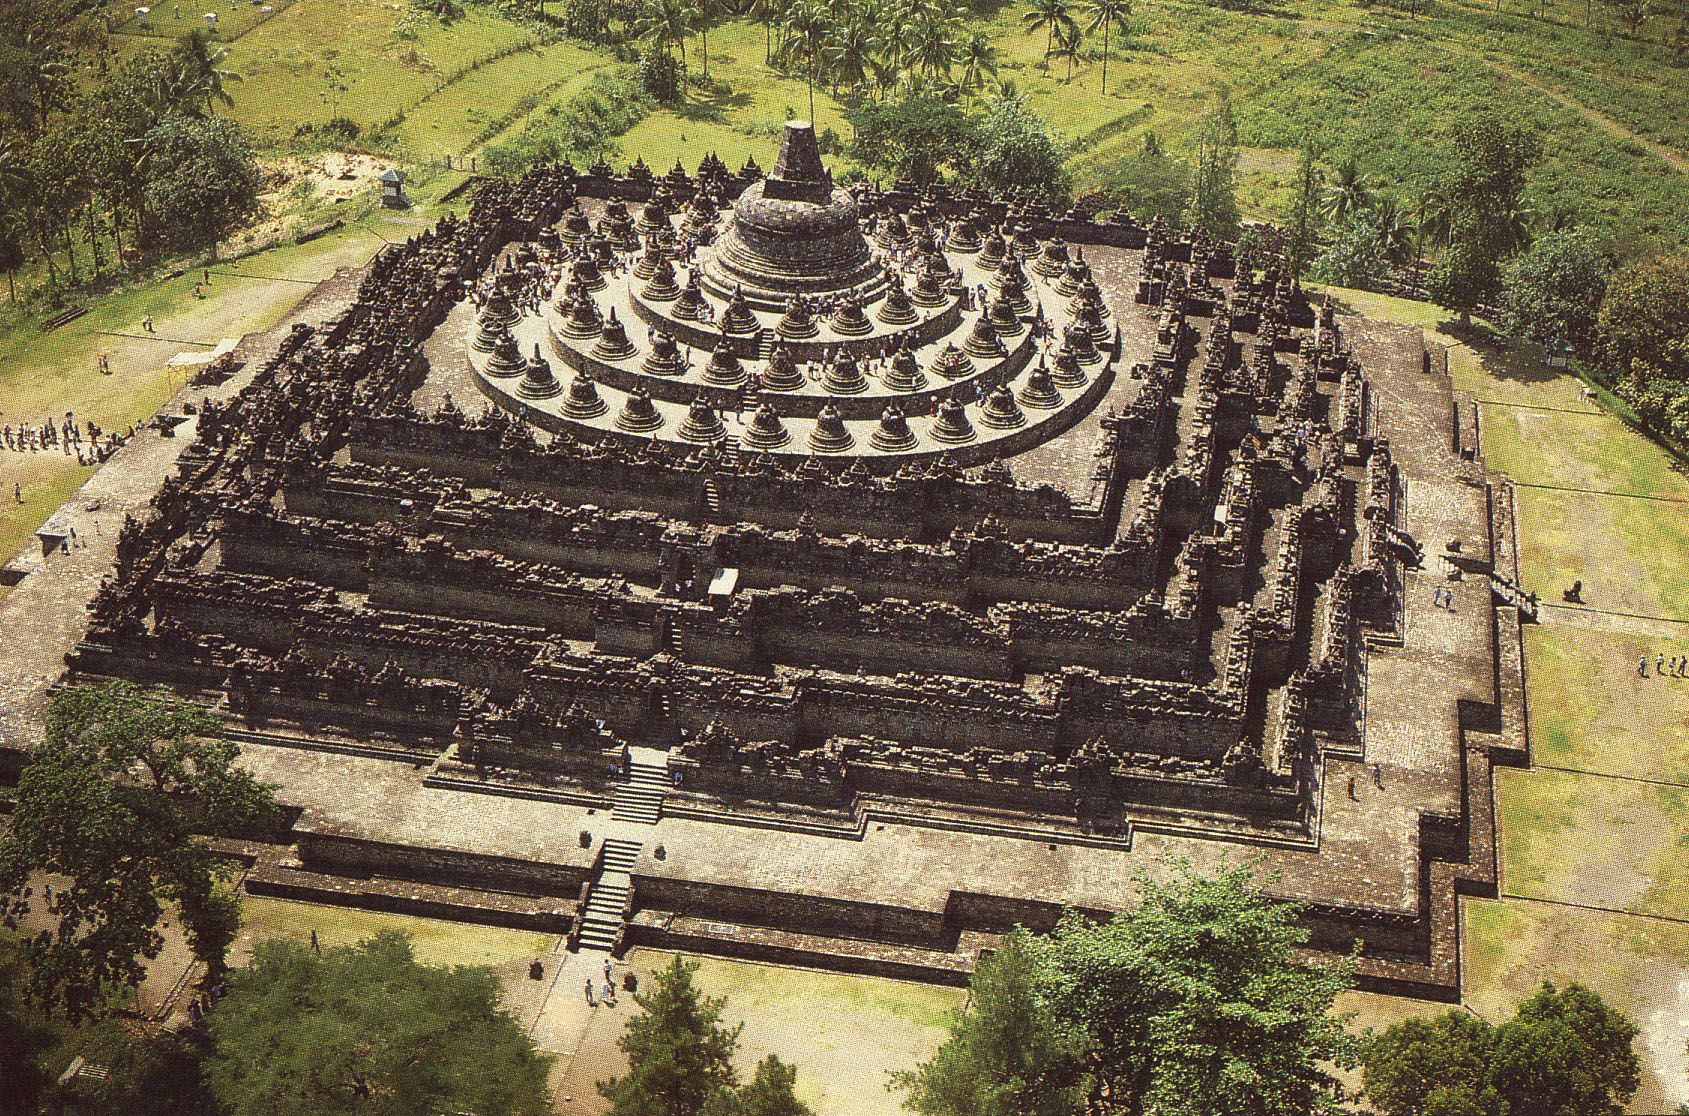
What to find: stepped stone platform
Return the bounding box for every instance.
[0,126,1529,1000]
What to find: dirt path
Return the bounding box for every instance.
[1463,51,1688,176]
[1292,13,1688,177]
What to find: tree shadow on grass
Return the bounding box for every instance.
[673,86,753,124]
[1438,318,1563,388]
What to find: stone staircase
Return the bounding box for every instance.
[1488,570,1537,620]
[576,838,640,952]
[573,750,671,954]
[613,754,670,824]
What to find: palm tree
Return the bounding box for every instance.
[1320,157,1372,224]
[1021,0,1075,75]
[748,0,789,63]
[1046,21,1083,82]
[1368,196,1415,266]
[634,0,698,74]
[778,0,833,122]
[907,13,960,79]
[1084,0,1129,96]
[1500,195,1537,255]
[694,0,720,80]
[957,32,999,99]
[173,31,242,115]
[826,17,881,98]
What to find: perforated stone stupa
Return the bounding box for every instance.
[701,122,887,309]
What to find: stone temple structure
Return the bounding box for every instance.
[22,122,1531,997]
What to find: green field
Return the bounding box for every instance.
[119,0,1687,249]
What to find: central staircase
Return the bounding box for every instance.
[574,750,670,954]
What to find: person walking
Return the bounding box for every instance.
[585,980,597,1006]
[1640,655,1650,678]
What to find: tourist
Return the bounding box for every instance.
[603,958,614,984]
[13,483,20,503]
[1659,654,1666,676]
[585,979,596,1006]
[142,314,154,334]
[1639,656,1650,678]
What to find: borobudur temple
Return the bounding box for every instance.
[13,122,1531,996]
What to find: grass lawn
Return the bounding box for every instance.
[394,39,611,157]
[209,0,543,148]
[628,950,964,1116]
[236,896,557,968]
[0,211,422,578]
[1525,626,1689,784]
[1462,897,1689,1114]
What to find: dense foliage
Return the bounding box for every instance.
[0,11,263,294]
[1362,983,1640,1116]
[1499,227,1610,348]
[0,682,280,1020]
[899,861,1360,1116]
[601,954,744,1116]
[207,931,552,1116]
[1594,252,1689,440]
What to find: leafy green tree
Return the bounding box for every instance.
[1498,226,1610,348]
[207,931,551,1116]
[1363,1010,1498,1116]
[894,930,1087,1116]
[0,0,76,138]
[1038,861,1358,1116]
[601,954,743,1116]
[971,96,1072,210]
[845,96,976,185]
[1595,252,1689,401]
[705,1055,815,1116]
[1021,0,1075,74]
[1183,102,1239,239]
[0,940,55,1116]
[1491,983,1640,1116]
[1362,983,1639,1116]
[0,682,280,1020]
[141,112,263,254]
[1425,115,1542,323]
[1096,131,1188,226]
[1308,216,1389,289]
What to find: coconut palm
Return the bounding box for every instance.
[957,32,999,98]
[172,31,242,115]
[906,13,961,78]
[634,0,699,73]
[1046,21,1083,82]
[1021,0,1075,75]
[826,15,880,96]
[1368,195,1416,266]
[1320,157,1372,224]
[747,0,789,63]
[694,0,721,79]
[778,0,833,122]
[1084,0,1130,96]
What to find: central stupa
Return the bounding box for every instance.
[700,121,888,310]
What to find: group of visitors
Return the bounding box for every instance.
[2,413,131,466]
[1638,654,1688,678]
[584,957,620,1007]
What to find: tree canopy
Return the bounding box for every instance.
[1499,227,1611,348]
[895,930,1087,1116]
[970,96,1072,211]
[1363,983,1640,1116]
[0,682,279,1020]
[898,860,1358,1116]
[1426,115,1542,319]
[206,931,552,1116]
[845,96,977,187]
[601,954,745,1116]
